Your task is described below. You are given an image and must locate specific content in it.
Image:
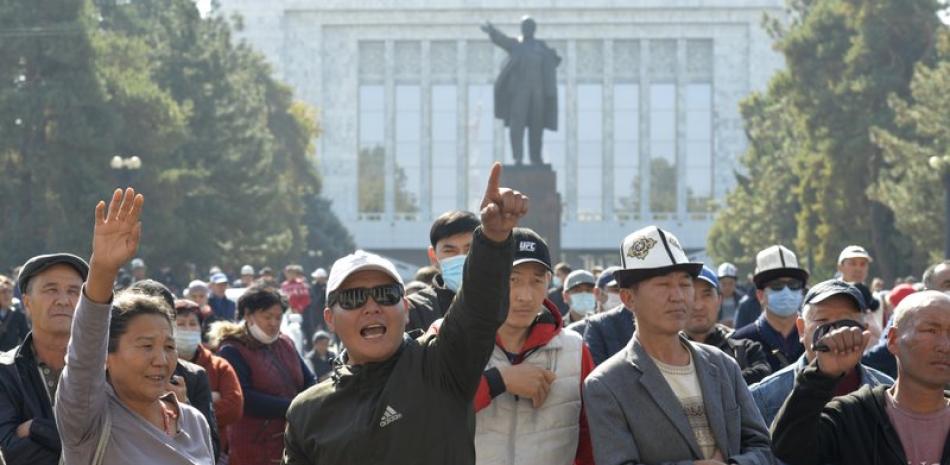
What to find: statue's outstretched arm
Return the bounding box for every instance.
[480,21,517,52]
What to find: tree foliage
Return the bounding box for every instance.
[871,28,950,266]
[709,0,944,281]
[0,0,354,275]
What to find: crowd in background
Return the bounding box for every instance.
[1,180,948,465]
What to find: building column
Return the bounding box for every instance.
[384,40,396,221]
[565,40,578,222]
[603,39,615,221]
[638,40,651,219]
[420,40,433,221]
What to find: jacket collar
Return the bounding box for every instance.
[624,332,727,459]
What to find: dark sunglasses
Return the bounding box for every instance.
[767,281,804,292]
[328,284,404,310]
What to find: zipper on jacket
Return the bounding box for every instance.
[508,384,519,464]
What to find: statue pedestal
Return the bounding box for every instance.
[501,164,562,261]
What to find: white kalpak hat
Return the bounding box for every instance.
[753,245,809,289]
[326,251,404,298]
[613,226,703,288]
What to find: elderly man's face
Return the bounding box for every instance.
[888,294,950,388]
[838,258,870,284]
[324,270,407,366]
[623,271,694,337]
[23,265,83,338]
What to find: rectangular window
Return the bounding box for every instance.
[614,83,639,218]
[649,83,676,214]
[467,84,493,212]
[686,83,713,212]
[395,84,421,216]
[431,84,458,215]
[358,85,385,214]
[577,83,603,221]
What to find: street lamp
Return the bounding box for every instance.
[929,155,950,259]
[110,155,142,186]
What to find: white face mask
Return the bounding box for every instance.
[569,292,597,315]
[175,329,202,359]
[248,320,279,345]
[604,292,622,310]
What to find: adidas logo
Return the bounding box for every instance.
[379,405,403,428]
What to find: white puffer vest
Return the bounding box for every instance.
[475,329,584,465]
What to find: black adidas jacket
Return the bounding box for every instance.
[281,228,513,465]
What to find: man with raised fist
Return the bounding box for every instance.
[282,163,528,465]
[772,291,950,465]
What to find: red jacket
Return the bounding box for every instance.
[192,344,244,452]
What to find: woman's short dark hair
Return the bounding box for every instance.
[109,292,175,353]
[237,286,286,320]
[174,299,203,323]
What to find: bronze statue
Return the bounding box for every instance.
[480,17,561,165]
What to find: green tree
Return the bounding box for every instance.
[871,29,950,266]
[709,0,943,281]
[0,0,354,275]
[708,87,803,272]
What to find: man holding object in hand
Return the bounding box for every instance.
[282,163,528,465]
[771,291,950,465]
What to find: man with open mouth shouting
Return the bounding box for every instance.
[281,162,527,465]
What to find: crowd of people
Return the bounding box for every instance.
[0,164,948,465]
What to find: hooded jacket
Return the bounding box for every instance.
[771,362,948,465]
[281,228,514,465]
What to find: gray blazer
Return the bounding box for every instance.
[583,334,775,465]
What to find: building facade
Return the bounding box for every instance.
[219,0,786,267]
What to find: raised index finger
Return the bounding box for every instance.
[483,162,502,202]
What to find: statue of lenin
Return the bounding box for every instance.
[480,17,561,165]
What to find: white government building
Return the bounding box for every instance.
[219,0,786,267]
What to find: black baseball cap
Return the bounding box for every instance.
[512,228,552,272]
[802,279,868,313]
[17,253,89,294]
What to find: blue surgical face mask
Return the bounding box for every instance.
[766,287,803,317]
[569,292,597,315]
[439,255,467,293]
[552,276,563,288]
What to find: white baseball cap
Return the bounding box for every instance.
[614,226,702,287]
[838,245,873,265]
[717,262,738,279]
[131,258,145,269]
[186,280,209,295]
[240,265,255,276]
[753,245,809,289]
[326,251,404,298]
[311,268,328,279]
